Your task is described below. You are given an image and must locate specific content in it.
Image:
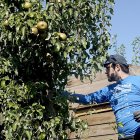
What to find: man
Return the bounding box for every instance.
[65,54,140,140]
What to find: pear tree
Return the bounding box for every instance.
[0,0,114,139]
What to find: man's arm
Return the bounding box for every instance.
[63,86,109,105]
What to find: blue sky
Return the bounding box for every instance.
[109,0,140,64]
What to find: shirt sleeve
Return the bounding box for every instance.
[64,86,110,104]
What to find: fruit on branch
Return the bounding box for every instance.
[57,33,67,41]
[23,2,32,9]
[31,27,38,35]
[37,21,48,32]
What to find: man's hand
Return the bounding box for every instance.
[61,91,77,102]
[133,111,140,122]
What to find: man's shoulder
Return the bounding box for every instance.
[130,75,140,79]
[129,75,140,84]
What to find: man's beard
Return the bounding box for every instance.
[108,73,120,82]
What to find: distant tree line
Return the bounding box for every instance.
[110,35,140,65]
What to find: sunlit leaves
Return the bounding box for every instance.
[132,37,140,65]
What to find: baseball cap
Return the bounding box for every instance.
[103,54,129,67]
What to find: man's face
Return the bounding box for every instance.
[105,63,119,82]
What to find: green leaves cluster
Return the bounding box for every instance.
[0,58,88,139]
[132,37,140,65]
[111,35,140,66]
[0,0,114,80]
[0,0,114,139]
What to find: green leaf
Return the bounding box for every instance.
[8,102,19,109]
[54,42,61,52]
[81,38,87,49]
[12,121,18,131]
[25,130,32,140]
[109,8,114,15]
[118,122,123,128]
[38,133,46,140]
[21,26,26,40]
[74,11,79,19]
[8,32,12,41]
[63,51,67,58]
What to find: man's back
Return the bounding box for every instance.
[107,75,140,138]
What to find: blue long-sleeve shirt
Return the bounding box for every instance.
[66,75,140,138]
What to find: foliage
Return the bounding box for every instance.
[115,44,126,57]
[111,35,140,66]
[111,35,126,57]
[0,0,114,139]
[132,37,140,65]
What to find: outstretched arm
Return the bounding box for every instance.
[63,86,109,105]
